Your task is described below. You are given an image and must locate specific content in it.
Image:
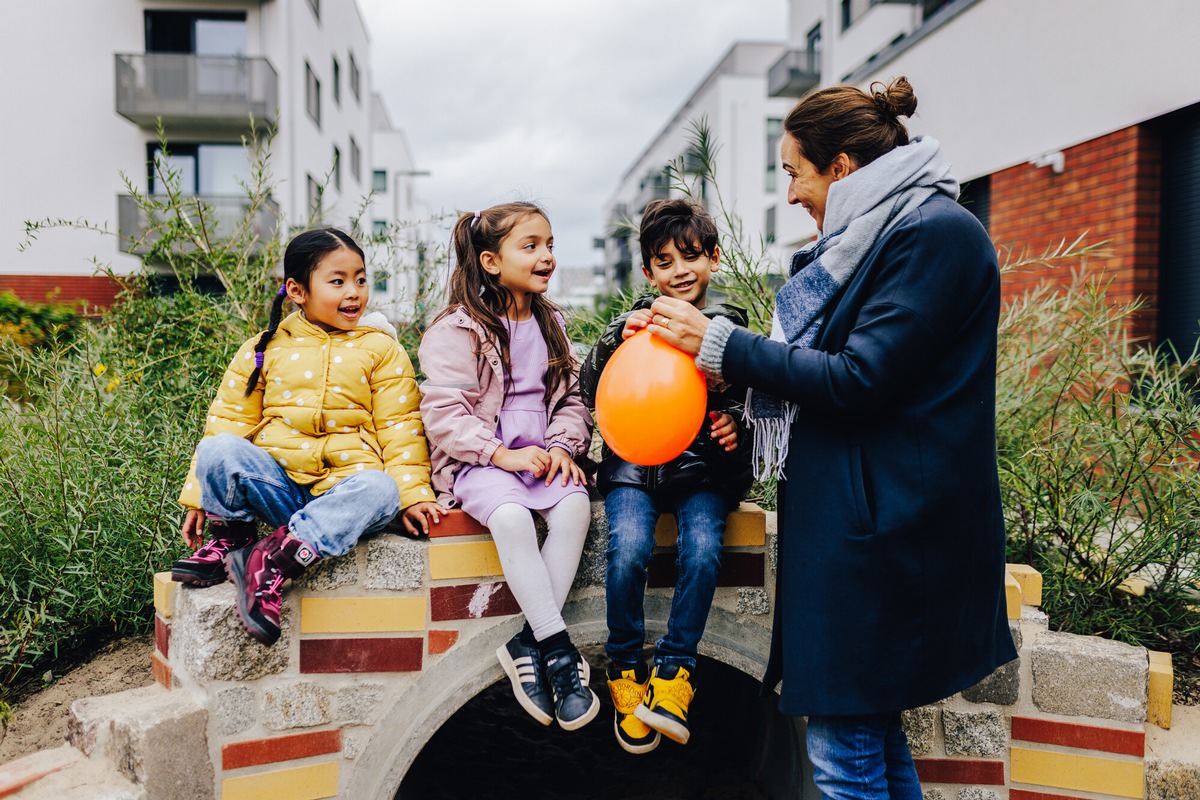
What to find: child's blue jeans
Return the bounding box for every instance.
[604,486,731,671]
[195,433,400,557]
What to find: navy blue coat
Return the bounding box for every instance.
[722,194,1017,716]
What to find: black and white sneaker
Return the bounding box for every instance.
[496,634,554,726]
[544,648,600,731]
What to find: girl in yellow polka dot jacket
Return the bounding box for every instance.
[172,228,446,646]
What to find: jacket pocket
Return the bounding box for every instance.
[849,445,877,535]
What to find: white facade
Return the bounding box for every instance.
[601,42,802,286]
[0,0,402,291]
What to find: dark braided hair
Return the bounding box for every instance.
[243,227,365,396]
[434,202,575,405]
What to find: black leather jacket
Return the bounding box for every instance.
[579,294,753,501]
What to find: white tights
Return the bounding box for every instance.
[485,493,591,641]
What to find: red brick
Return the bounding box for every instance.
[154,614,170,658]
[426,509,489,538]
[430,582,521,621]
[222,729,341,770]
[300,637,423,673]
[151,650,171,689]
[427,629,459,655]
[0,274,122,310]
[1010,715,1144,756]
[648,552,764,588]
[913,758,1005,785]
[1010,790,1089,800]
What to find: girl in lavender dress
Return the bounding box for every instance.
[419,202,598,731]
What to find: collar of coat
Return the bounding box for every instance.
[630,292,749,328]
[282,310,398,340]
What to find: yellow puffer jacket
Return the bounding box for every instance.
[178,311,432,510]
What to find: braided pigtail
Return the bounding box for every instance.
[244,285,288,397]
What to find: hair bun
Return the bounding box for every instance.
[870,76,918,119]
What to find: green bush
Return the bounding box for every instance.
[997,240,1200,653]
[0,291,82,401]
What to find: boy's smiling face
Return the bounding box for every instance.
[643,239,720,309]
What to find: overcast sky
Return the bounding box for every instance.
[358,0,788,268]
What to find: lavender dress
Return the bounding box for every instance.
[453,316,587,524]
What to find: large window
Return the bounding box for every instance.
[149,143,249,195]
[766,118,783,193]
[349,136,361,183]
[305,62,321,127]
[349,52,361,103]
[372,170,387,193]
[145,11,246,55]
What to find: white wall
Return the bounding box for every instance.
[854,0,1200,183]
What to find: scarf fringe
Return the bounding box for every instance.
[746,399,797,481]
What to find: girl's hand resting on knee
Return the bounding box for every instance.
[181,509,206,550]
[544,446,586,487]
[490,445,553,477]
[401,501,450,537]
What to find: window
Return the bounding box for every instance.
[306,0,320,22]
[332,145,341,191]
[807,22,823,64]
[349,52,361,103]
[148,143,248,195]
[332,57,341,106]
[841,0,852,30]
[372,219,388,236]
[305,62,321,127]
[372,170,387,193]
[766,118,783,193]
[307,174,322,218]
[373,272,389,293]
[349,136,361,182]
[145,11,246,54]
[765,206,777,245]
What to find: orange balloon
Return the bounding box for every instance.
[595,329,707,466]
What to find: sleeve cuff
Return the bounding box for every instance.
[696,315,735,381]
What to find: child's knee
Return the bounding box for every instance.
[195,432,254,469]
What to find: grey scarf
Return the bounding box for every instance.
[747,135,959,479]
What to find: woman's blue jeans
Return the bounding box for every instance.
[195,433,400,557]
[604,486,730,670]
[805,713,922,800]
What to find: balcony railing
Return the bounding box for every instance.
[117,194,280,255]
[115,53,277,131]
[767,49,821,98]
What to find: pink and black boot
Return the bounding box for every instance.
[225,527,320,645]
[171,517,257,586]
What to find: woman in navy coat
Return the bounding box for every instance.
[638,77,1018,798]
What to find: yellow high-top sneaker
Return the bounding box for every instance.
[606,663,660,753]
[635,663,694,744]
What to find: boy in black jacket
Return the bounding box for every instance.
[580,198,751,753]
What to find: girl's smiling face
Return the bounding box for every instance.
[286,245,368,331]
[480,213,555,314]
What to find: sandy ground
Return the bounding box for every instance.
[0,634,153,763]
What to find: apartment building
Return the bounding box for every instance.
[603,0,1200,353]
[1,0,412,312]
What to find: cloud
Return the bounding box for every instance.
[360,0,787,266]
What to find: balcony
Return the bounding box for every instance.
[633,174,671,213]
[767,49,821,98]
[115,53,277,132]
[117,194,280,255]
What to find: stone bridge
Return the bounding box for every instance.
[2,503,1198,799]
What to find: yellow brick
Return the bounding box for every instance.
[1116,577,1150,597]
[300,596,427,634]
[221,761,338,800]
[1148,650,1174,729]
[1005,571,1022,620]
[428,541,503,580]
[653,502,767,548]
[1010,746,1143,798]
[1005,563,1043,606]
[153,572,176,619]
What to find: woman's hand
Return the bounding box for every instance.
[709,411,739,452]
[648,296,711,356]
[491,445,552,477]
[622,309,654,339]
[181,509,205,550]
[400,501,451,537]
[544,446,587,487]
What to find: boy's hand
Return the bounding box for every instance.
[622,309,653,339]
[544,446,587,487]
[709,411,738,452]
[181,509,206,550]
[491,445,552,477]
[401,501,450,537]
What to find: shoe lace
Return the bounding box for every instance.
[548,657,584,699]
[255,566,287,600]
